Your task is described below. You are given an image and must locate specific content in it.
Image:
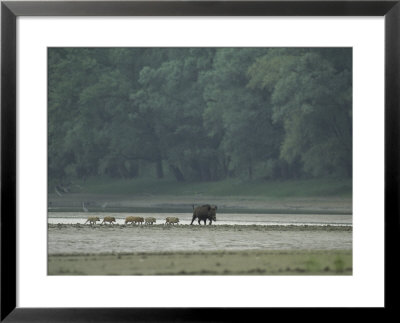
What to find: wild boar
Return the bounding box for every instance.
[191,204,217,225]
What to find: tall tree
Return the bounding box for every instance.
[131,48,217,181]
[247,48,352,177]
[202,48,282,180]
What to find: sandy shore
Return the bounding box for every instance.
[48,249,352,276]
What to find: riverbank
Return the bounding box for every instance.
[48,194,352,215]
[48,178,352,214]
[48,249,352,275]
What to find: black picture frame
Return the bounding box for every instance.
[1,1,399,321]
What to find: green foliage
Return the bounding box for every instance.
[334,255,346,273]
[305,258,321,272]
[247,48,352,177]
[202,48,283,180]
[48,47,352,184]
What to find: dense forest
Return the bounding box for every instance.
[48,47,352,184]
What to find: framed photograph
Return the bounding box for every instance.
[1,0,398,321]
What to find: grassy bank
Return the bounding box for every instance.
[48,178,352,214]
[53,177,352,198]
[48,249,352,275]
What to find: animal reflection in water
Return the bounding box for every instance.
[191,204,217,225]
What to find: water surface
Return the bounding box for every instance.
[48,212,352,254]
[48,212,352,226]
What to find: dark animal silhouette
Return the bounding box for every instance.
[191,204,217,225]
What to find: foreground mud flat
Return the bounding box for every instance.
[48,223,352,231]
[48,223,352,255]
[48,249,352,276]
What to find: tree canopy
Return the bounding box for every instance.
[48,47,352,183]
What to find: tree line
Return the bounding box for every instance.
[48,47,352,183]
